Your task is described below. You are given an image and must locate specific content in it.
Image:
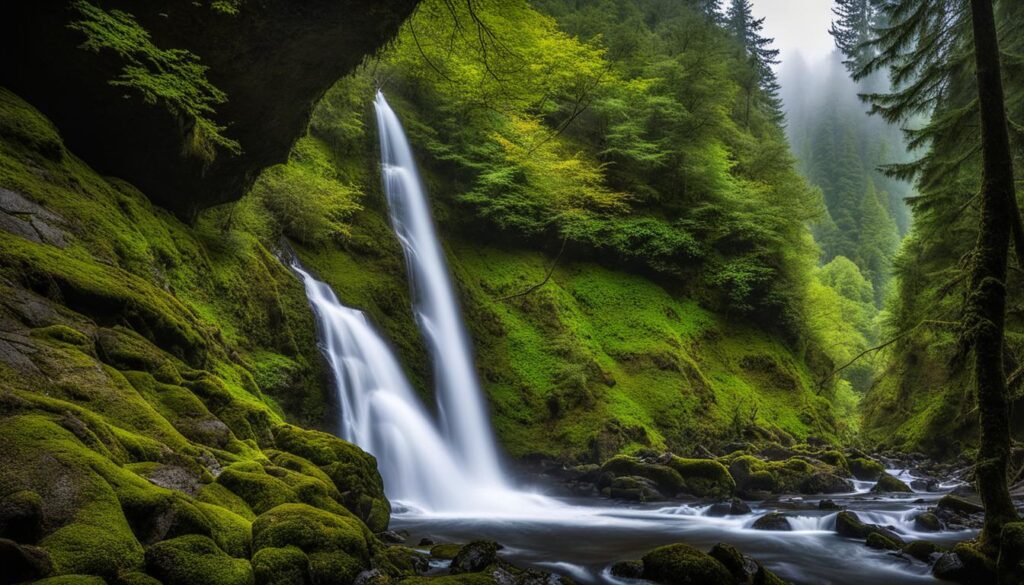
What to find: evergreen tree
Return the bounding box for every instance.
[829,0,877,72]
[726,0,782,124]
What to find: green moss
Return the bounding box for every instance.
[666,457,735,498]
[144,534,254,585]
[252,546,312,585]
[216,462,298,515]
[600,456,684,495]
[872,474,912,493]
[34,576,107,585]
[866,532,900,551]
[430,543,463,560]
[196,502,252,558]
[31,325,91,347]
[849,457,884,481]
[251,504,372,585]
[641,543,733,584]
[197,483,256,522]
[998,522,1024,584]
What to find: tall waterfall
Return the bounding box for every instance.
[373,91,504,485]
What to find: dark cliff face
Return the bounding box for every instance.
[1,0,417,220]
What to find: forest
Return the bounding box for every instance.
[0,0,1021,584]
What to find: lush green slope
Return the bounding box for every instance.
[0,89,416,584]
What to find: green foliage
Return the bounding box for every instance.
[68,1,240,161]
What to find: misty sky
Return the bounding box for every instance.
[751,0,837,66]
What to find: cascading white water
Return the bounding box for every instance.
[373,91,504,485]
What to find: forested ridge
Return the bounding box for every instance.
[0,0,1023,584]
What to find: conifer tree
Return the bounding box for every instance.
[726,0,782,124]
[829,0,877,72]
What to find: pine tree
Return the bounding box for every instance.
[725,0,782,124]
[829,0,877,72]
[691,0,722,24]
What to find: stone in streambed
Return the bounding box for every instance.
[709,543,759,583]
[450,541,499,574]
[605,476,662,501]
[902,540,941,562]
[429,543,462,560]
[866,532,901,551]
[800,472,853,495]
[752,513,792,531]
[933,543,996,584]
[818,499,841,510]
[641,543,734,584]
[707,498,752,517]
[609,559,643,579]
[871,474,912,493]
[937,494,984,515]
[912,512,942,533]
[848,457,885,481]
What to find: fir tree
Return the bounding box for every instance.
[829,0,877,72]
[725,0,783,124]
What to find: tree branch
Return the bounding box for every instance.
[497,236,568,301]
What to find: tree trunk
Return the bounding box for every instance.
[967,0,1019,552]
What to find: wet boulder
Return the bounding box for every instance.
[818,499,841,510]
[429,543,462,560]
[599,456,683,497]
[932,543,996,584]
[0,490,43,543]
[836,511,870,538]
[606,476,662,502]
[450,541,500,574]
[0,538,52,584]
[610,560,644,579]
[144,535,253,585]
[937,495,984,515]
[251,546,312,585]
[848,458,885,481]
[641,543,734,585]
[866,532,901,551]
[799,473,853,495]
[707,498,752,517]
[871,474,912,493]
[752,513,792,531]
[902,540,941,562]
[666,457,736,499]
[709,543,759,582]
[912,512,942,533]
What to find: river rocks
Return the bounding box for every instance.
[709,543,759,582]
[818,499,841,510]
[707,498,753,517]
[610,559,644,578]
[377,530,407,544]
[145,535,253,585]
[450,541,500,574]
[932,543,996,584]
[606,476,662,501]
[641,543,735,584]
[667,457,736,499]
[912,512,942,533]
[937,494,984,515]
[871,474,912,493]
[866,532,901,551]
[429,544,462,560]
[848,457,886,481]
[799,472,853,495]
[902,540,941,562]
[752,513,792,531]
[836,511,870,538]
[598,454,735,499]
[934,495,985,530]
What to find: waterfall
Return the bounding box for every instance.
[373,91,504,485]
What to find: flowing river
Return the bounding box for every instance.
[291,91,977,585]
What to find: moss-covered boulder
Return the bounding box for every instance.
[667,457,736,498]
[430,543,463,560]
[216,461,299,515]
[641,543,734,584]
[144,534,253,585]
[271,425,390,532]
[252,546,313,585]
[902,540,941,562]
[752,513,792,531]
[835,511,869,539]
[450,541,499,574]
[848,458,885,481]
[999,522,1024,585]
[866,532,900,551]
[599,456,684,496]
[252,503,373,585]
[933,542,996,584]
[871,474,912,493]
[0,538,52,583]
[912,512,941,533]
[0,489,43,543]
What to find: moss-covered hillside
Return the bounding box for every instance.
[0,89,413,584]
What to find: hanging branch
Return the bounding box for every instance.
[497,236,569,301]
[816,319,958,392]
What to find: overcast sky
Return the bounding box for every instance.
[751,0,837,67]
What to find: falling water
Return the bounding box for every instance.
[373,91,504,485]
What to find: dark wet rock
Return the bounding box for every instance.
[605,476,662,501]
[378,530,407,544]
[937,494,984,515]
[641,543,734,584]
[353,569,389,585]
[836,511,869,538]
[609,559,644,579]
[142,464,203,496]
[709,543,759,583]
[933,543,996,584]
[707,498,752,517]
[800,472,853,495]
[0,538,52,583]
[910,479,940,492]
[752,513,792,531]
[848,457,886,481]
[872,474,912,493]
[913,512,942,533]
[418,538,434,546]
[866,532,901,551]
[902,540,941,562]
[0,490,43,544]
[818,499,841,510]
[450,541,499,574]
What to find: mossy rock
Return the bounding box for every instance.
[34,576,107,585]
[144,534,254,585]
[641,543,734,584]
[903,540,940,562]
[196,502,252,558]
[252,546,313,585]
[271,425,389,532]
[667,457,735,498]
[835,511,869,538]
[933,542,997,584]
[450,541,499,575]
[708,542,754,582]
[430,543,463,560]
[871,474,912,493]
[798,472,852,495]
[866,532,900,551]
[912,512,941,533]
[600,456,683,496]
[216,461,298,515]
[197,483,256,522]
[32,325,91,348]
[251,503,372,585]
[607,476,661,501]
[848,457,885,481]
[378,545,430,577]
[0,538,52,583]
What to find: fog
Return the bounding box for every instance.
[752,0,836,66]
